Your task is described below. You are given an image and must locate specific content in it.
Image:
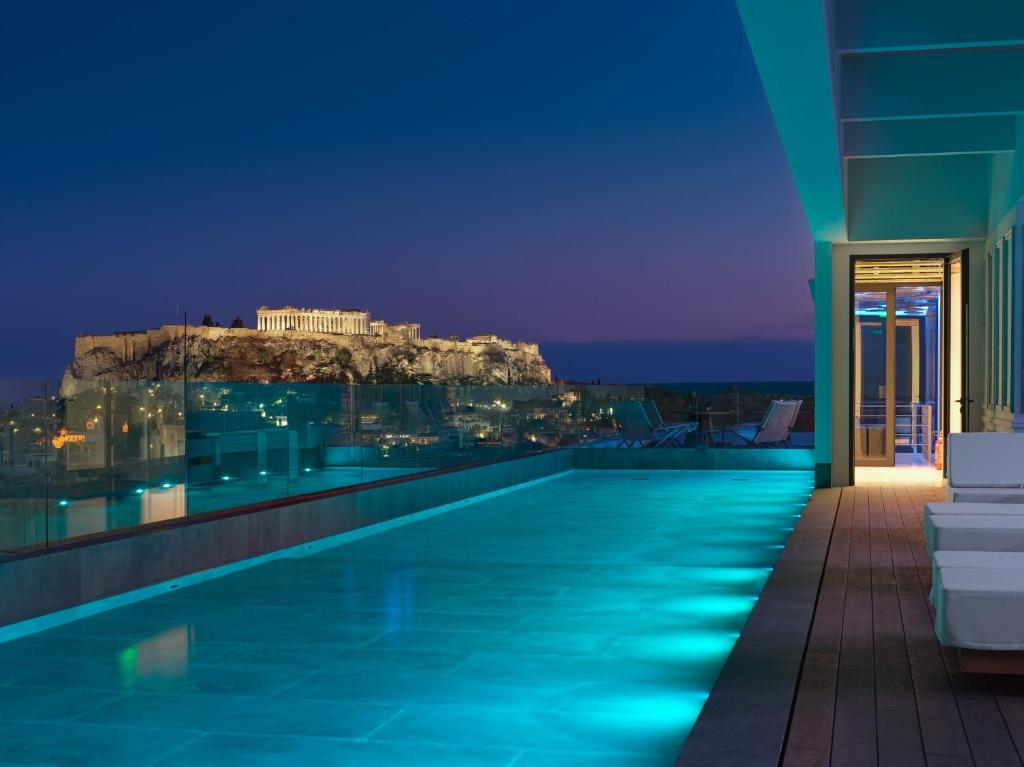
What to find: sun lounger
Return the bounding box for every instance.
[934,565,1024,652]
[640,400,694,433]
[924,501,1024,529]
[723,400,802,447]
[929,550,1024,605]
[926,514,1024,555]
[614,401,694,447]
[946,433,1024,503]
[931,549,1024,672]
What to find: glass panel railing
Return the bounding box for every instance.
[52,380,186,542]
[575,382,813,448]
[0,378,812,554]
[0,380,54,552]
[359,384,564,475]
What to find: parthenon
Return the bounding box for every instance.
[257,307,370,334]
[256,306,421,341]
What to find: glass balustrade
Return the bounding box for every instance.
[0,378,813,553]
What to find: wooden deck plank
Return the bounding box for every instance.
[871,486,925,766]
[989,675,1024,760]
[889,484,974,762]
[831,487,878,766]
[782,489,855,763]
[782,482,1024,767]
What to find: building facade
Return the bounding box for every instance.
[257,307,370,334]
[738,0,1024,487]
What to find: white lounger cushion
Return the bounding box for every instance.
[930,551,1024,605]
[925,502,1024,527]
[926,514,1024,555]
[947,487,1024,503]
[934,566,1024,650]
[933,550,1024,569]
[947,433,1024,487]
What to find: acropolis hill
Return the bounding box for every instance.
[62,307,551,396]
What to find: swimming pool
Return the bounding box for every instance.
[0,468,812,765]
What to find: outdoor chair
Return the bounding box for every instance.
[722,399,802,447]
[614,401,694,448]
[641,400,694,433]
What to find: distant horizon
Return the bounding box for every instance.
[540,339,813,384]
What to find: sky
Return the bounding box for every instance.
[0,1,812,379]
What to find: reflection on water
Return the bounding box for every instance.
[118,624,193,688]
[141,485,186,524]
[3,467,415,551]
[385,567,417,633]
[51,485,187,541]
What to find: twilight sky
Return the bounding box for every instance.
[0,1,812,378]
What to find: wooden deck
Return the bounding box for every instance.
[783,484,1024,767]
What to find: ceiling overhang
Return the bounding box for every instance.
[734,0,846,243]
[739,0,1024,244]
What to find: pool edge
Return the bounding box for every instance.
[0,469,573,646]
[675,487,842,767]
[0,450,575,632]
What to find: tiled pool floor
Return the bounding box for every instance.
[0,469,812,766]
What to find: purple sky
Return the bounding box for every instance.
[0,1,812,378]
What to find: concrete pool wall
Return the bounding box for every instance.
[0,447,813,630]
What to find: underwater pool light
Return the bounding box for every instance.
[221,475,231,481]
[57,499,69,507]
[135,488,145,495]
[161,482,173,489]
[259,470,268,476]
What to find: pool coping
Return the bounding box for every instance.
[675,487,842,766]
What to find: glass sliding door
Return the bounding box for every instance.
[852,255,969,476]
[894,286,941,465]
[854,288,893,466]
[945,253,967,434]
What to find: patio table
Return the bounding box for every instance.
[679,408,732,448]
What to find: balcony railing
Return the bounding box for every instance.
[854,401,936,460]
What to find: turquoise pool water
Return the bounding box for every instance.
[0,469,812,766]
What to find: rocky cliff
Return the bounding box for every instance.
[62,325,551,397]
